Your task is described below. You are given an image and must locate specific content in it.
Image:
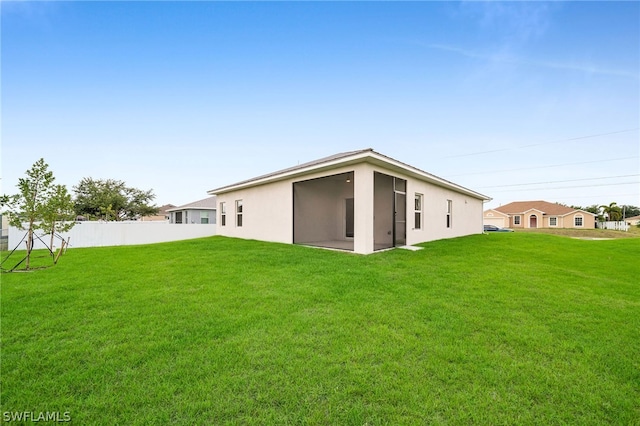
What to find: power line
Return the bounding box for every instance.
[529,193,639,202]
[445,156,638,178]
[441,128,639,159]
[488,181,638,193]
[477,174,640,189]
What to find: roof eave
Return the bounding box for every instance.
[166,207,217,213]
[208,150,490,201]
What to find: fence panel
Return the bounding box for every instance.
[7,221,217,250]
[596,221,629,231]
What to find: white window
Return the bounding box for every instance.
[414,194,423,230]
[514,216,521,225]
[549,217,557,227]
[236,200,243,227]
[446,200,452,228]
[574,215,583,227]
[220,203,226,226]
[200,211,209,224]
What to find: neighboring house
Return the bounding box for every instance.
[208,149,490,254]
[482,209,510,228]
[485,200,596,229]
[140,204,176,221]
[625,215,640,227]
[167,197,217,224]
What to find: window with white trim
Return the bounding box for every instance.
[549,217,557,227]
[414,194,423,230]
[236,200,243,227]
[220,203,226,226]
[446,199,452,228]
[574,215,583,227]
[514,215,521,225]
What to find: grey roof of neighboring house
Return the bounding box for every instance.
[166,196,217,212]
[208,148,490,200]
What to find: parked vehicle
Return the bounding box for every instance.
[484,225,514,232]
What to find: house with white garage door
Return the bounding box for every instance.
[208,149,490,254]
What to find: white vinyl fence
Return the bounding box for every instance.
[596,221,629,231]
[8,221,217,250]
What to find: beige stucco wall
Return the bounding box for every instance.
[564,212,595,228]
[215,162,485,254]
[504,211,595,229]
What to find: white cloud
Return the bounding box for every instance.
[426,43,639,79]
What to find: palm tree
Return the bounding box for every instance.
[600,202,623,221]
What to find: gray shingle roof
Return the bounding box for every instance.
[209,149,373,194]
[208,148,490,200]
[166,196,217,212]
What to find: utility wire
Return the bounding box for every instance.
[488,181,638,193]
[445,156,638,178]
[477,174,640,189]
[441,128,639,159]
[527,193,639,202]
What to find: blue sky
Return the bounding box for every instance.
[2,1,639,209]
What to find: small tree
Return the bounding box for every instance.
[40,184,76,258]
[1,159,55,269]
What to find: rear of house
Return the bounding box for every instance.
[209,149,490,254]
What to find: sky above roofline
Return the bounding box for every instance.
[2,2,638,209]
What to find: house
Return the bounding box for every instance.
[167,196,217,224]
[484,200,596,229]
[140,204,176,221]
[625,215,640,228]
[208,149,490,254]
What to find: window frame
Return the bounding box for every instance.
[446,199,452,228]
[236,200,243,227]
[220,203,226,227]
[414,193,423,230]
[514,215,521,225]
[549,217,557,227]
[200,211,209,224]
[574,214,583,227]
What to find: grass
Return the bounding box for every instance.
[516,226,640,239]
[2,234,639,424]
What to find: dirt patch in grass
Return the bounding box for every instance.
[516,227,640,239]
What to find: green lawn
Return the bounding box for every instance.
[2,234,639,424]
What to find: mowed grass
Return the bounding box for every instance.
[2,234,639,424]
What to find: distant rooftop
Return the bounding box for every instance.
[167,196,217,212]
